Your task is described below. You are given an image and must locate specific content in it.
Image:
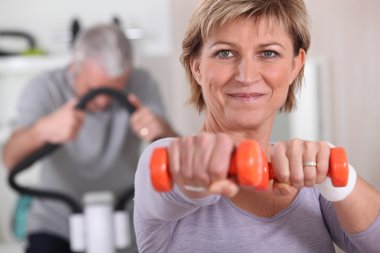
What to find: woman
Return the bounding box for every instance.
[134,0,380,252]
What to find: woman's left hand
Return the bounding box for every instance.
[270,139,331,195]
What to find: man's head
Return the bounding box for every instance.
[70,24,133,111]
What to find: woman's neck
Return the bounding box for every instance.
[230,185,299,218]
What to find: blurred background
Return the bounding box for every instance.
[0,0,379,252]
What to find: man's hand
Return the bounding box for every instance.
[128,94,177,142]
[36,99,85,144]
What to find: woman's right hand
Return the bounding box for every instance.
[36,99,85,144]
[167,133,239,198]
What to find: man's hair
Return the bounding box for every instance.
[181,0,311,112]
[72,24,133,77]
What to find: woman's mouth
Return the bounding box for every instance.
[228,92,266,101]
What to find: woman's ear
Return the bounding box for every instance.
[190,57,202,85]
[290,48,306,84]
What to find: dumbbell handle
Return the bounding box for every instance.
[150,140,349,192]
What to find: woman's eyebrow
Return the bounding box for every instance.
[207,41,236,49]
[258,42,286,49]
[207,41,286,50]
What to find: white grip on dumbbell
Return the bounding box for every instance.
[316,163,357,202]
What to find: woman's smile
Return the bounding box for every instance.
[226,91,267,102]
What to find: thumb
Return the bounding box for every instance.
[272,181,292,196]
[127,93,143,110]
[209,179,239,197]
[65,98,79,109]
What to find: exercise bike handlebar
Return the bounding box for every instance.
[8,87,135,213]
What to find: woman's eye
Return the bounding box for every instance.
[261,51,278,58]
[216,50,234,58]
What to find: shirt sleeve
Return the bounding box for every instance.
[16,72,55,128]
[319,193,380,253]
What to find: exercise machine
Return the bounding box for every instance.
[9,88,136,253]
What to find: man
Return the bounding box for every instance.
[2,24,177,253]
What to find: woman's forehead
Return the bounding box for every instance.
[205,16,292,44]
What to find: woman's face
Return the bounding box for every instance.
[191,17,305,131]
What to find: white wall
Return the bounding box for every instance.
[305,0,380,187]
[0,0,171,57]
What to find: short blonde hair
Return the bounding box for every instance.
[181,0,311,112]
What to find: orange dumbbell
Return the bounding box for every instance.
[149,140,349,192]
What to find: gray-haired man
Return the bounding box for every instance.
[2,24,177,253]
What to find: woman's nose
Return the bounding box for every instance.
[236,58,259,85]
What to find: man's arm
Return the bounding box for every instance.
[2,124,47,170]
[2,99,85,170]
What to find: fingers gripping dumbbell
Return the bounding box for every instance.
[149,140,349,193]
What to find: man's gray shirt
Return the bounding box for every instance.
[16,66,165,242]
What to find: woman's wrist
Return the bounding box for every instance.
[316,164,357,202]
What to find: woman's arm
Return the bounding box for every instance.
[319,179,380,253]
[134,137,222,252]
[334,177,380,233]
[271,139,380,251]
[134,138,221,221]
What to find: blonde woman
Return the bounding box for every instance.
[134,0,380,252]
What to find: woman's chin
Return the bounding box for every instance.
[225,118,261,131]
[225,111,261,125]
